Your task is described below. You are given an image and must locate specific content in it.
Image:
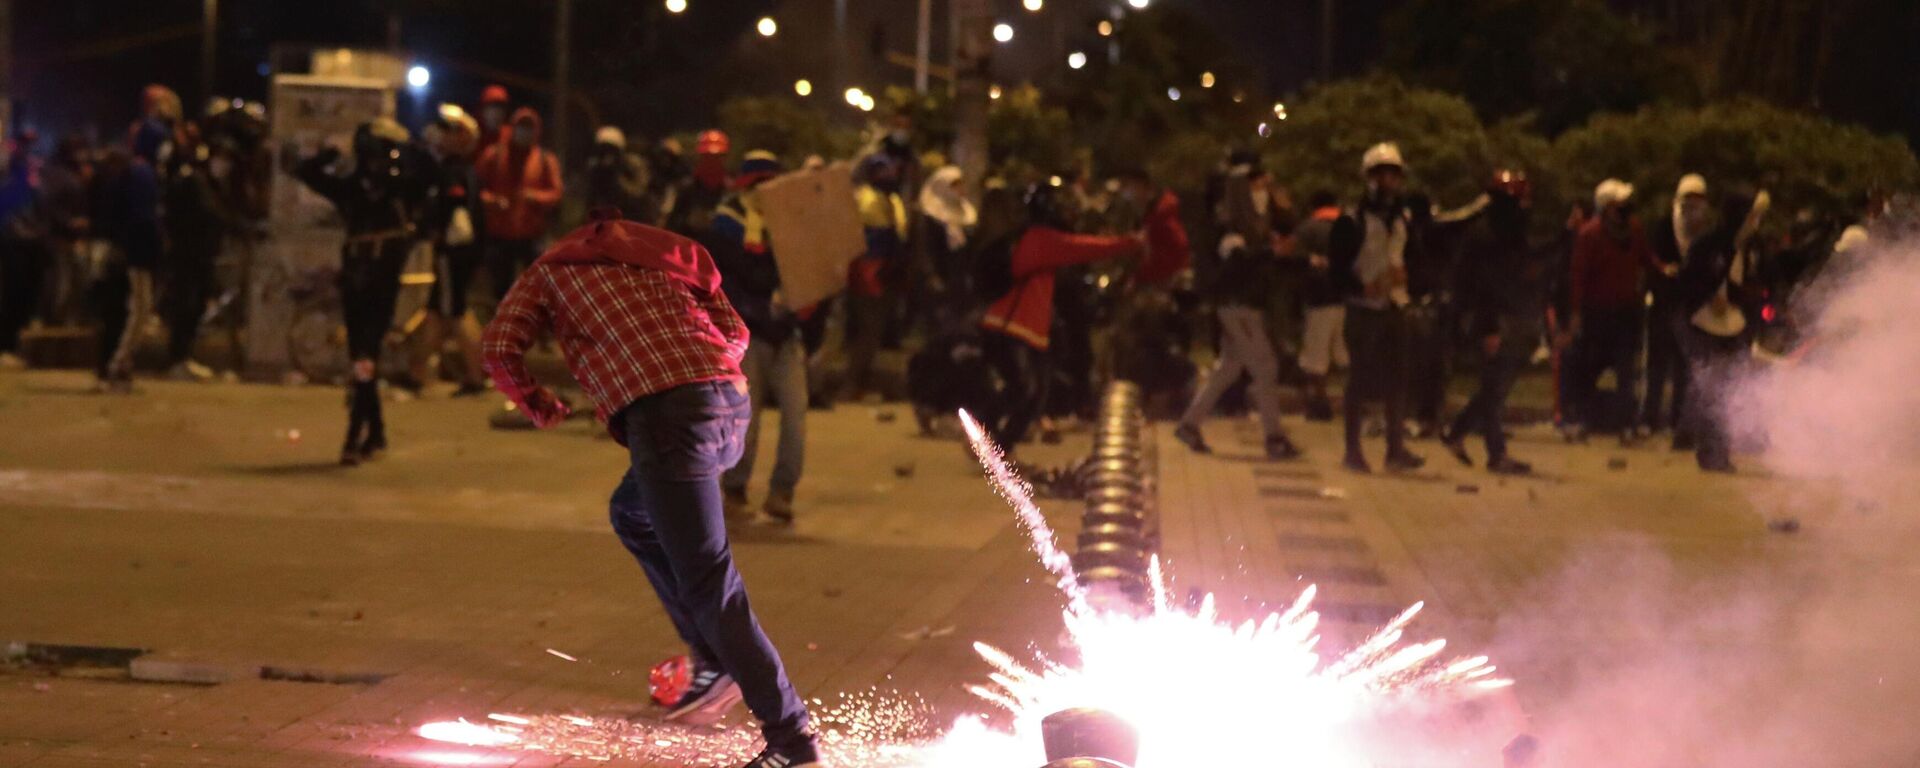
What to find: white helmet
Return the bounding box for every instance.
[1361,142,1405,175]
[1594,178,1635,210]
[595,125,627,150]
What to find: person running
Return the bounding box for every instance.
[1173,161,1301,460]
[292,118,430,466]
[1441,170,1546,475]
[1329,143,1427,474]
[710,151,809,526]
[481,210,821,768]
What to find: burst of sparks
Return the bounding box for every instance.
[420,412,1513,768]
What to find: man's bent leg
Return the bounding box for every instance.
[608,469,718,666]
[624,384,811,746]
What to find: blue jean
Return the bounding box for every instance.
[722,335,808,498]
[607,381,811,746]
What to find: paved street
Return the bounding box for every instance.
[2,370,1918,767]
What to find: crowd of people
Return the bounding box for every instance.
[0,81,1894,485]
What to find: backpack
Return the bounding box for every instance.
[972,233,1017,303]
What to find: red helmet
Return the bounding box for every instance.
[480,84,510,106]
[695,129,730,156]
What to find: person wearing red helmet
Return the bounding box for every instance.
[476,84,511,155]
[665,129,731,238]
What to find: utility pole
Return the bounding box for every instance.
[1319,0,1334,81]
[0,0,10,139]
[951,0,992,196]
[552,0,572,172]
[915,0,932,94]
[200,0,219,106]
[834,0,849,97]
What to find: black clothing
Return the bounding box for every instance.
[161,162,230,365]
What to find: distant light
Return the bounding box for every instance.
[1126,0,1149,8]
[256,62,270,77]
[1200,71,1215,89]
[1272,102,1289,120]
[989,84,1003,100]
[844,87,865,106]
[1232,91,1245,103]
[1023,0,1043,10]
[756,16,777,36]
[994,23,1014,43]
[1257,122,1271,138]
[1097,20,1113,36]
[664,0,687,13]
[1167,87,1181,101]
[859,94,876,112]
[1067,51,1087,70]
[406,65,430,89]
[1049,175,1064,187]
[794,79,813,97]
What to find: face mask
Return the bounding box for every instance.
[511,126,534,147]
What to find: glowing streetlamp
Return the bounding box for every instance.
[993,23,1014,43]
[1023,0,1043,10]
[1273,102,1289,120]
[844,87,865,106]
[859,94,876,112]
[794,79,813,97]
[1200,71,1215,89]
[1068,51,1087,70]
[756,16,777,37]
[1166,87,1181,101]
[1126,0,1148,8]
[405,65,430,89]
[1097,20,1113,36]
[990,84,1004,100]
[664,0,686,14]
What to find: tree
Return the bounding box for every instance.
[1553,99,1919,218]
[713,95,861,165]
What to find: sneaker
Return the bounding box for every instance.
[1384,449,1426,473]
[166,360,215,382]
[1486,455,1532,476]
[763,491,796,525]
[0,352,26,371]
[664,666,743,724]
[1264,434,1301,461]
[1172,423,1211,454]
[739,742,823,768]
[1341,451,1372,474]
[1439,431,1473,467]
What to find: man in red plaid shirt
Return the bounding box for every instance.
[482,211,821,768]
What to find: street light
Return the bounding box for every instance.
[795,79,813,96]
[757,16,777,36]
[844,86,865,106]
[990,84,1003,100]
[1127,0,1149,8]
[1097,20,1113,36]
[406,65,430,89]
[664,0,686,13]
[1068,51,1087,70]
[993,22,1014,43]
[1257,122,1271,138]
[1272,102,1289,120]
[1200,71,1215,89]
[1166,87,1181,101]
[1024,0,1043,10]
[859,94,876,112]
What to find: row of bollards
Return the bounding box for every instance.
[1071,382,1159,615]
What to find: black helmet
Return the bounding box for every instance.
[1025,176,1073,230]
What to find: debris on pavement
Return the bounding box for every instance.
[546,649,578,662]
[1768,517,1801,534]
[1319,487,1348,500]
[1607,457,1628,471]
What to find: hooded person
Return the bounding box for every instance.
[706,151,809,526]
[293,117,431,464]
[480,210,822,768]
[1644,173,1710,443]
[1440,170,1547,475]
[1567,178,1657,442]
[916,165,978,312]
[1173,165,1302,461]
[1329,142,1428,473]
[92,95,174,391]
[475,84,511,154]
[973,178,1144,453]
[586,126,654,223]
[1675,188,1768,473]
[475,107,563,303]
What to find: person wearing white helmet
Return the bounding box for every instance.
[586,125,655,222]
[1566,177,1655,444]
[1645,173,1709,447]
[1328,142,1427,474]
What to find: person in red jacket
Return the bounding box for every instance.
[1115,167,1190,287]
[481,212,821,768]
[1567,178,1657,442]
[477,107,564,303]
[976,179,1142,452]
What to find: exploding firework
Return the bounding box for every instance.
[420,412,1513,767]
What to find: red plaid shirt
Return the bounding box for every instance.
[482,259,748,432]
